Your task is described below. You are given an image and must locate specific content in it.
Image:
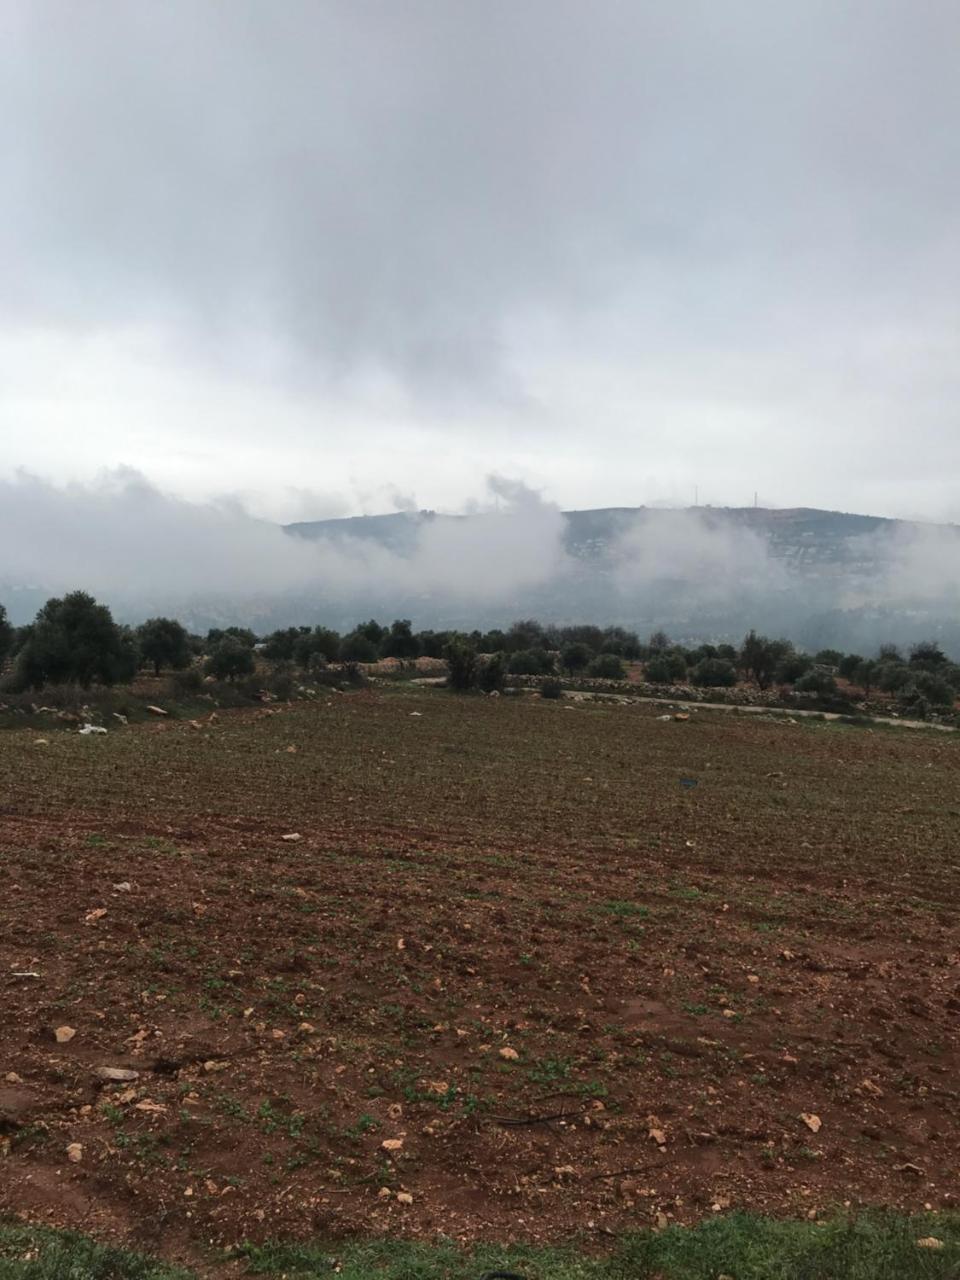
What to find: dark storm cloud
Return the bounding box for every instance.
[3,0,958,395]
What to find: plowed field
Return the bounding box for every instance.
[1,688,958,1268]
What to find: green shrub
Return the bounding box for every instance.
[168,666,205,696]
[381,619,420,660]
[877,662,912,693]
[588,653,626,680]
[0,603,12,667]
[740,631,792,690]
[15,591,139,690]
[909,640,948,670]
[838,652,864,680]
[508,649,555,675]
[264,662,298,701]
[690,657,737,687]
[645,651,686,683]
[293,627,341,667]
[795,670,838,695]
[854,659,879,695]
[444,639,479,691]
[814,648,844,667]
[136,617,191,676]
[901,671,956,711]
[205,637,256,681]
[776,652,814,685]
[340,632,379,663]
[560,642,593,673]
[478,652,507,693]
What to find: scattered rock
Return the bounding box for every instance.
[800,1113,822,1133]
[54,1026,76,1044]
[112,881,132,893]
[94,1067,139,1083]
[33,739,48,746]
[498,1046,520,1061]
[145,705,168,716]
[78,724,107,736]
[4,1073,23,1085]
[917,1237,944,1250]
[648,1127,668,1147]
[280,832,303,842]
[396,1191,414,1205]
[381,1138,404,1152]
[65,1143,83,1163]
[84,908,107,924]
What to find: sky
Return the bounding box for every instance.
[1,0,959,524]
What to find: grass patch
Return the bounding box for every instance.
[5,1213,958,1279]
[0,1223,192,1278]
[238,1214,960,1278]
[596,900,649,919]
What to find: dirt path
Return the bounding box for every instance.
[567,689,956,731]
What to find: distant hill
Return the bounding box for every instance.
[287,503,901,569]
[283,504,960,651]
[4,503,957,652]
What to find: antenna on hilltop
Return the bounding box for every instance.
[754,490,758,509]
[694,485,699,507]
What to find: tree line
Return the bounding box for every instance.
[0,591,957,713]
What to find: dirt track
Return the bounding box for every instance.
[1,689,958,1268]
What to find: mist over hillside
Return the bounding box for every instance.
[2,471,959,652]
[284,503,960,652]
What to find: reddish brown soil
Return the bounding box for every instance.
[0,689,958,1270]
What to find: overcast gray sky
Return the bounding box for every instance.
[1,0,958,522]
